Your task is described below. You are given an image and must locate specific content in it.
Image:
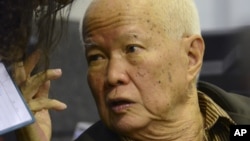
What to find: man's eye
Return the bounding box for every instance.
[87,54,104,63]
[126,45,141,53]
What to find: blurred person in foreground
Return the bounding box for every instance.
[18,0,250,141]
[0,0,73,140]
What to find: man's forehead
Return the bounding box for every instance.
[91,0,151,6]
[84,0,182,26]
[84,0,168,25]
[81,0,171,38]
[88,0,163,13]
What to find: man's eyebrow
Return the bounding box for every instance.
[83,41,99,48]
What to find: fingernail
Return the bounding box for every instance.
[61,103,67,109]
[54,69,62,74]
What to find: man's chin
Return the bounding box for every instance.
[110,116,148,134]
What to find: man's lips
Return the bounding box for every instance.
[107,98,135,113]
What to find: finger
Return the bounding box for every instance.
[32,68,62,82]
[20,69,62,100]
[35,80,51,98]
[12,62,26,85]
[32,80,67,111]
[23,49,41,77]
[29,98,67,112]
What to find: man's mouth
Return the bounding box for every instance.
[108,99,134,114]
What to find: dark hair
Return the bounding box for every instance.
[0,0,73,69]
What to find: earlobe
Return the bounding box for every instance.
[185,35,205,82]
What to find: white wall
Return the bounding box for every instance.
[67,0,91,22]
[67,0,250,31]
[195,0,250,31]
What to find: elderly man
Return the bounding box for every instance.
[76,0,250,141]
[17,0,250,141]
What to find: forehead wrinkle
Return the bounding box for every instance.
[82,14,166,40]
[82,0,159,34]
[82,0,171,40]
[83,14,138,37]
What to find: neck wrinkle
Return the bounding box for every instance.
[121,104,205,141]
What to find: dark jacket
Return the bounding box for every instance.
[75,81,250,141]
[197,81,250,124]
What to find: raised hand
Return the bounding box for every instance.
[14,50,67,141]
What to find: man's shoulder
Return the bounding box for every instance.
[197,81,250,124]
[74,120,120,141]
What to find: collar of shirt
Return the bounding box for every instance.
[198,91,236,129]
[198,91,236,141]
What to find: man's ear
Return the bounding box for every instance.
[184,35,205,82]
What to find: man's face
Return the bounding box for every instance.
[83,0,191,134]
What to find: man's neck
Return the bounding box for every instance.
[122,91,204,141]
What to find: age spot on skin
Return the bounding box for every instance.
[126,3,130,8]
[133,34,138,38]
[168,71,172,82]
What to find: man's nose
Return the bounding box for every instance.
[106,58,130,86]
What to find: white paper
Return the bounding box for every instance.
[0,62,34,135]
